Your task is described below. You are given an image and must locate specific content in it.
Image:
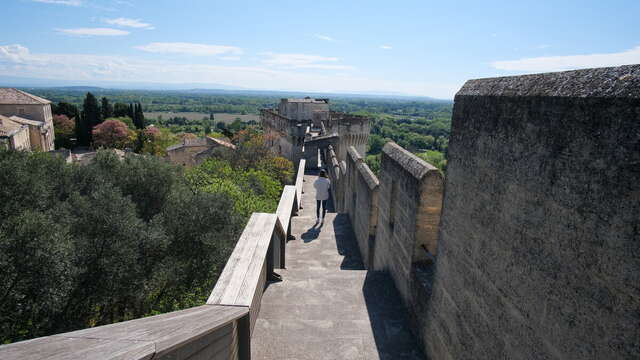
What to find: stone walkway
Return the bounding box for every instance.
[252,172,424,360]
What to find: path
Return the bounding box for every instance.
[251,171,424,360]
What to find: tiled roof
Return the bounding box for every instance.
[166,136,236,152]
[9,115,42,126]
[0,88,51,105]
[206,136,236,149]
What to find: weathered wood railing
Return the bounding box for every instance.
[0,159,306,360]
[294,159,306,210]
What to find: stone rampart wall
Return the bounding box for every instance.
[325,64,639,360]
[421,65,640,359]
[344,146,379,268]
[328,141,444,359]
[372,143,443,303]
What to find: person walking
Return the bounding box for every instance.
[314,169,331,221]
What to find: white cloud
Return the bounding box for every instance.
[57,28,130,36]
[315,34,335,42]
[0,44,459,98]
[32,0,82,5]
[262,52,352,70]
[135,42,242,56]
[492,46,640,72]
[105,17,154,30]
[380,45,392,50]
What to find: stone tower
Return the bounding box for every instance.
[260,97,370,169]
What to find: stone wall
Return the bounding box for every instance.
[344,146,379,268]
[420,65,640,359]
[372,142,443,303]
[0,103,54,151]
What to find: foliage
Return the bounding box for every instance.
[367,111,451,153]
[366,154,381,175]
[92,119,135,149]
[79,92,101,146]
[186,159,281,218]
[51,102,79,120]
[53,114,74,149]
[417,150,447,172]
[100,97,113,120]
[137,127,179,157]
[0,150,245,343]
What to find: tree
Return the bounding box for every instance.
[75,111,90,147]
[101,97,113,120]
[83,92,101,128]
[113,103,130,118]
[134,103,145,129]
[367,134,386,155]
[79,93,101,145]
[53,114,75,149]
[0,149,247,343]
[128,103,135,122]
[92,119,134,149]
[52,102,79,119]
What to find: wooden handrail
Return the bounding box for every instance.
[295,159,306,210]
[0,305,249,360]
[0,172,303,360]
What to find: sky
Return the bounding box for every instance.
[1,0,639,99]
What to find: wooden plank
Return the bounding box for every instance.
[276,185,297,235]
[295,159,306,209]
[234,214,278,306]
[208,213,276,307]
[207,213,270,305]
[0,336,154,360]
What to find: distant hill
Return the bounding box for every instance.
[0,75,452,102]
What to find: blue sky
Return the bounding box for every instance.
[1,0,639,98]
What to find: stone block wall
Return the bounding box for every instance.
[344,146,379,269]
[373,142,444,304]
[421,65,640,359]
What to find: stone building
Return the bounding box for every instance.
[260,97,370,169]
[166,136,235,167]
[0,88,55,151]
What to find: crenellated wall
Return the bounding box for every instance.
[420,64,640,360]
[345,146,379,269]
[324,64,640,359]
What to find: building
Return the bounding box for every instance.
[260,97,370,169]
[166,136,236,167]
[0,88,55,151]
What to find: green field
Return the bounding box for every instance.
[144,112,258,123]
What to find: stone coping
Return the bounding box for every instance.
[382,142,438,181]
[456,64,640,98]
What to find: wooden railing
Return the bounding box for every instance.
[0,159,307,360]
[294,159,306,210]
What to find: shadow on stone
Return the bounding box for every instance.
[331,213,365,270]
[362,271,426,360]
[301,222,323,243]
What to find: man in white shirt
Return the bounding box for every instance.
[313,169,331,221]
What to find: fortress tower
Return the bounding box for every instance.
[260,97,370,169]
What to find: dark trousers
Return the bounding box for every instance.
[316,200,327,219]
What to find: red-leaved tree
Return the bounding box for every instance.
[92,119,134,149]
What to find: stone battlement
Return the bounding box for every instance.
[323,64,640,359]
